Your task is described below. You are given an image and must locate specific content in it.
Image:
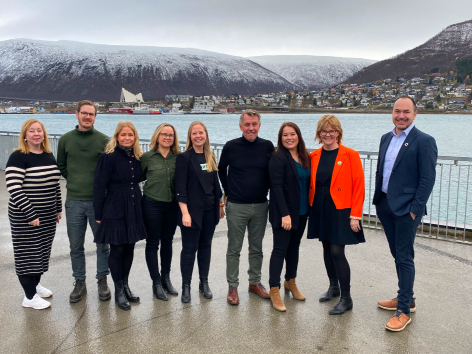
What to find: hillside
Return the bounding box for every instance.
[0,39,292,101]
[348,19,472,83]
[248,55,376,90]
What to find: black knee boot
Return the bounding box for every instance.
[329,290,353,315]
[199,277,213,299]
[181,280,191,303]
[152,279,168,301]
[122,276,140,303]
[319,278,340,302]
[161,273,178,295]
[114,281,131,311]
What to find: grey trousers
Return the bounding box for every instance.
[226,201,268,287]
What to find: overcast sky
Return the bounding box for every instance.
[1,0,471,61]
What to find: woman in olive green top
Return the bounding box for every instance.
[141,123,181,301]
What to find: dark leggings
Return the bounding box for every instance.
[109,243,136,283]
[322,240,351,291]
[180,207,217,282]
[18,274,41,300]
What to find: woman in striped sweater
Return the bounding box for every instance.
[5,119,62,310]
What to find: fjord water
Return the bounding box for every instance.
[0,113,470,157]
[2,113,471,226]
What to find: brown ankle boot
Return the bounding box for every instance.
[270,287,286,312]
[284,278,306,301]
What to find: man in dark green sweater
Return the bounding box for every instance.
[57,100,111,303]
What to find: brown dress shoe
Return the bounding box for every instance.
[269,287,286,312]
[385,311,412,332]
[378,298,416,312]
[227,286,239,305]
[284,278,306,301]
[248,283,270,299]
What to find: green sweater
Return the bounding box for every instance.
[57,126,109,200]
[141,149,180,202]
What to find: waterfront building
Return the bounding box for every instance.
[120,88,144,103]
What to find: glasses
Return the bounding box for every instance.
[160,133,175,138]
[320,130,337,136]
[79,111,96,117]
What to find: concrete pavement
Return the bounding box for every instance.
[0,174,471,354]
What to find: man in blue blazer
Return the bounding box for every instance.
[373,96,437,332]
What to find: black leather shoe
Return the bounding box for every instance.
[152,280,168,301]
[114,281,131,311]
[319,278,340,302]
[199,277,213,299]
[181,280,191,303]
[122,276,140,303]
[162,273,178,295]
[329,290,353,315]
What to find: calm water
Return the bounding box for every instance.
[0,113,471,157]
[1,113,471,227]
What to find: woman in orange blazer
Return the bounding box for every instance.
[307,114,365,315]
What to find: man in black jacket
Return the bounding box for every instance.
[218,110,274,305]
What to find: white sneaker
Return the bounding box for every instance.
[22,294,51,310]
[36,284,53,298]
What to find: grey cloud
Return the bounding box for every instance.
[1,0,471,60]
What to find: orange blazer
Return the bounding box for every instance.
[309,143,365,218]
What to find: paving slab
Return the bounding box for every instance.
[0,172,471,354]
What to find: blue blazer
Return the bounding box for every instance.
[372,126,438,217]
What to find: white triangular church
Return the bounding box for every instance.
[120,87,144,103]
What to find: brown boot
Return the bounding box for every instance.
[227,286,239,305]
[284,278,306,301]
[270,287,286,312]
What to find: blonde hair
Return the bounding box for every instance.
[185,121,218,172]
[149,123,180,154]
[14,119,52,154]
[315,115,343,144]
[105,121,143,159]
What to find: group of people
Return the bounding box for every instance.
[6,96,437,332]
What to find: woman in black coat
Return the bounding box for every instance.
[175,121,224,303]
[94,121,147,311]
[268,122,311,312]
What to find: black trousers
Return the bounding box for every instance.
[376,194,422,315]
[142,196,178,281]
[180,207,217,282]
[269,214,308,288]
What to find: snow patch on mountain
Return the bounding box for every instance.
[248,55,376,89]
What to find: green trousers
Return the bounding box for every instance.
[226,201,269,287]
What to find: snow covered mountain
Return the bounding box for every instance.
[248,55,376,90]
[0,39,292,101]
[348,19,472,83]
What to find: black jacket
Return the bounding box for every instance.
[175,150,222,229]
[268,149,308,230]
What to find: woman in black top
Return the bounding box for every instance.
[175,121,224,303]
[5,119,62,310]
[268,122,311,312]
[94,121,147,311]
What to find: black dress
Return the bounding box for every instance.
[93,147,147,245]
[308,148,365,245]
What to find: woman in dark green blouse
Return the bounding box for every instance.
[141,123,181,301]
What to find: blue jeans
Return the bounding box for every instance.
[65,198,110,280]
[376,194,422,315]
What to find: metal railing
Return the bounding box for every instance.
[1,131,471,245]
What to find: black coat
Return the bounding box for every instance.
[175,150,222,229]
[268,149,308,230]
[93,147,147,245]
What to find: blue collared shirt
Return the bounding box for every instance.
[382,124,415,193]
